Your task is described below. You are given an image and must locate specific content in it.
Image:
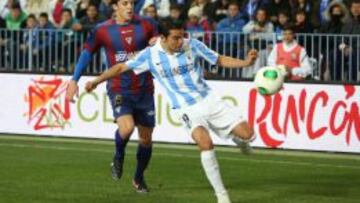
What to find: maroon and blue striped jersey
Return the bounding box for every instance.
[84,16,157,95]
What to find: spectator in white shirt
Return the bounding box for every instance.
[243,8,274,42]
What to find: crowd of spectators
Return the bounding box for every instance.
[0,0,359,81]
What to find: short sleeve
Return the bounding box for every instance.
[191,39,219,65]
[83,27,102,54]
[125,48,151,74]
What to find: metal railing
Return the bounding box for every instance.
[0,28,359,83]
[0,28,103,74]
[190,32,360,83]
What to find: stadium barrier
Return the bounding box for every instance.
[0,28,359,83]
[0,73,359,153]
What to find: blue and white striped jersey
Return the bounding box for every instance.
[125,38,219,109]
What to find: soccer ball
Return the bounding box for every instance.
[254,66,286,95]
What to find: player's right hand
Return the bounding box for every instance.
[277,65,290,77]
[246,49,258,66]
[66,80,79,103]
[85,81,97,93]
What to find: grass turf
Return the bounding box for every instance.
[0,134,359,203]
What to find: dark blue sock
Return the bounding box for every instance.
[114,130,129,161]
[134,144,152,183]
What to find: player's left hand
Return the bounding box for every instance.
[66,80,79,103]
[85,81,97,93]
[277,65,289,77]
[246,49,258,66]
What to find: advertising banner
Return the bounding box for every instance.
[0,73,359,153]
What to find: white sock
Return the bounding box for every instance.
[200,150,227,195]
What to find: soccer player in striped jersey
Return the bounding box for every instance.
[85,19,258,203]
[65,0,157,193]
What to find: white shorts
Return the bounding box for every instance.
[173,93,246,139]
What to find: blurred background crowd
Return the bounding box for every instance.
[0,0,359,82]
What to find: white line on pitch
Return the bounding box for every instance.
[0,142,359,170]
[1,134,359,160]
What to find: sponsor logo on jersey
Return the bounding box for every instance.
[157,62,195,78]
[115,51,138,62]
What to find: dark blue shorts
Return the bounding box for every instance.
[107,92,155,127]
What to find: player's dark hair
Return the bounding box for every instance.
[158,19,184,37]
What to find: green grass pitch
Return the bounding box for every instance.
[0,134,359,203]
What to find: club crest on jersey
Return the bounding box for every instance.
[125,37,132,45]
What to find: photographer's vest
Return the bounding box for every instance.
[276,42,303,80]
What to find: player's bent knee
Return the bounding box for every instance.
[242,127,254,141]
[244,127,255,140]
[117,125,135,138]
[118,128,134,138]
[138,133,153,146]
[192,127,214,151]
[233,122,255,142]
[116,116,135,137]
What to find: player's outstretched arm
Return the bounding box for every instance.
[217,49,258,68]
[85,63,129,92]
[66,50,93,102]
[67,24,102,101]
